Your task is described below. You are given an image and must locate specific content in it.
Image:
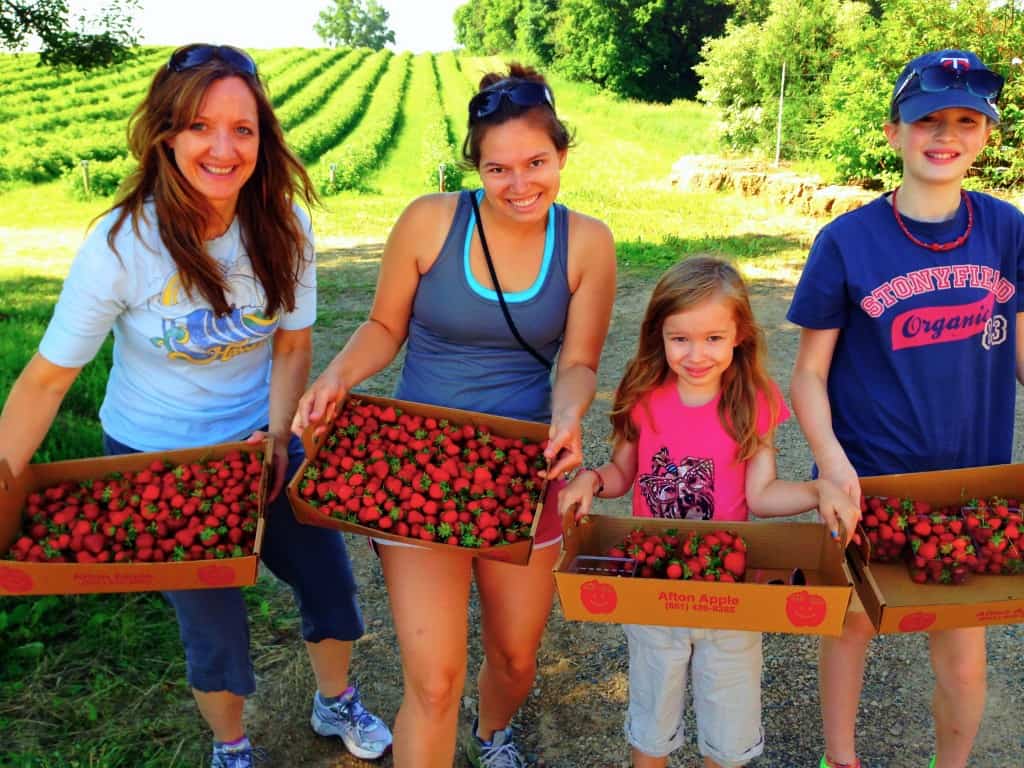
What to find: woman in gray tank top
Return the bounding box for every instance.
[293,63,617,768]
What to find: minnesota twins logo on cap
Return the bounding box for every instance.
[939,56,971,71]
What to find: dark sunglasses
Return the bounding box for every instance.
[893,64,1003,103]
[469,81,554,122]
[168,45,257,76]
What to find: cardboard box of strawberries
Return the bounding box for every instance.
[554,515,853,635]
[287,394,551,565]
[0,440,271,595]
[851,463,1024,633]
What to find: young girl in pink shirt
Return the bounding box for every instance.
[559,256,859,768]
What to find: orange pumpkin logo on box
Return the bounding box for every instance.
[197,564,236,587]
[785,590,827,627]
[898,611,936,633]
[580,579,617,614]
[0,566,34,594]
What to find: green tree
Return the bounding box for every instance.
[0,0,138,69]
[553,0,732,102]
[314,0,396,50]
[727,0,772,23]
[696,0,869,158]
[515,0,557,64]
[454,0,521,54]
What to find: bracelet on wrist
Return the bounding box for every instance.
[583,467,605,497]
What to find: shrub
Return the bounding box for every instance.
[65,155,136,199]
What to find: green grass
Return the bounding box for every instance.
[0,584,301,767]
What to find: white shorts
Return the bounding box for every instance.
[623,624,764,767]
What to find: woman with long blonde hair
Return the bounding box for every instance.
[0,44,390,768]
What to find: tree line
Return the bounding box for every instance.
[455,0,1023,188]
[454,0,735,102]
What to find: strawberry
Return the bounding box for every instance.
[723,551,746,578]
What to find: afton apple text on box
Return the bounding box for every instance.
[658,591,740,613]
[72,572,155,586]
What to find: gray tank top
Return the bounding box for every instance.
[393,189,571,422]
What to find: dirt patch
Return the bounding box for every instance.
[248,248,1023,768]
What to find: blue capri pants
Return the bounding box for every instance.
[103,431,364,695]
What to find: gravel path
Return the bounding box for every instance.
[244,246,1023,768]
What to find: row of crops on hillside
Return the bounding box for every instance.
[0,46,476,196]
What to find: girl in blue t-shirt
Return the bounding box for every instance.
[788,49,1024,768]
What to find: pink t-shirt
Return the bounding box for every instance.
[630,377,790,521]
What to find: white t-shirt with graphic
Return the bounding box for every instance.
[39,202,316,451]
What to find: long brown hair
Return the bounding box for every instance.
[461,62,573,169]
[106,44,318,317]
[610,256,780,462]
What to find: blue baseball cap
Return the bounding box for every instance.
[890,49,1002,124]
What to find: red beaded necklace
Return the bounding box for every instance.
[891,187,973,252]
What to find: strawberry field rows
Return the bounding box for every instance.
[0,46,481,196]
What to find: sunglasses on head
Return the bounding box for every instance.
[468,81,554,122]
[893,64,1003,104]
[168,45,257,76]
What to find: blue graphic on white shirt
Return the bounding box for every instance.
[148,271,279,364]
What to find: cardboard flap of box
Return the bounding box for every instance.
[0,459,23,554]
[859,463,1024,505]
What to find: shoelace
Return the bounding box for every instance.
[349,699,385,737]
[479,740,527,768]
[213,746,268,768]
[327,694,381,737]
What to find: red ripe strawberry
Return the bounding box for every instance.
[665,561,684,580]
[917,540,938,560]
[358,506,381,524]
[723,551,745,578]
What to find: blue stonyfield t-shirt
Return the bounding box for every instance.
[787,191,1024,476]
